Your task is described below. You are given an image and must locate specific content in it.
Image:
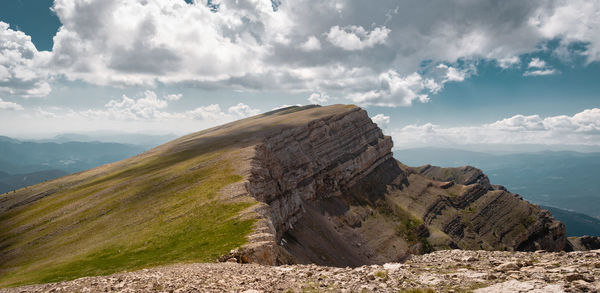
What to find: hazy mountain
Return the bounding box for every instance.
[0,138,146,175]
[0,137,148,195]
[32,132,178,147]
[0,169,68,194]
[541,205,600,237]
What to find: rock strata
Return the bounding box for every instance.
[3,249,598,293]
[569,236,600,251]
[234,106,569,265]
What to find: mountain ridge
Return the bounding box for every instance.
[0,104,579,287]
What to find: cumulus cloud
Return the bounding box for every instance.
[370,114,390,129]
[307,92,330,104]
[325,25,390,50]
[0,0,599,107]
[165,94,182,101]
[348,71,431,107]
[523,57,557,76]
[528,57,547,68]
[0,98,23,110]
[346,63,470,107]
[0,22,51,98]
[44,90,261,124]
[228,102,261,118]
[186,104,226,121]
[300,36,322,51]
[534,0,600,63]
[392,108,600,148]
[523,69,557,76]
[80,90,172,120]
[497,56,521,69]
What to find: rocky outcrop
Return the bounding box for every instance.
[569,236,600,251]
[247,107,392,238]
[414,165,493,189]
[412,164,567,252]
[234,105,569,266]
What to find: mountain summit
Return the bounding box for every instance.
[0,105,568,286]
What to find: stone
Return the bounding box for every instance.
[496,262,520,272]
[6,250,600,293]
[565,273,584,282]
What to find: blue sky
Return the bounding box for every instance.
[0,0,599,151]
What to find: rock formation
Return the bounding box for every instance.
[226,105,568,266]
[569,236,600,251]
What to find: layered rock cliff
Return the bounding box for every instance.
[230,105,569,266]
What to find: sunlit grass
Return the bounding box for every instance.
[0,148,256,287]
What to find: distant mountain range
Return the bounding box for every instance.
[395,147,600,236]
[0,135,152,194]
[31,132,177,147]
[0,170,68,194]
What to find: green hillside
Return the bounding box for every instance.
[0,105,352,287]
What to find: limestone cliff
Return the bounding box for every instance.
[230,105,569,266]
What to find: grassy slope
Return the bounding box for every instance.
[0,104,356,287]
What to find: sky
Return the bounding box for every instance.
[0,0,599,151]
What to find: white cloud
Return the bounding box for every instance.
[534,0,600,63]
[523,69,557,76]
[348,71,430,107]
[371,114,390,129]
[0,0,599,108]
[79,90,172,121]
[523,58,557,76]
[497,56,521,69]
[0,22,51,98]
[326,25,390,50]
[436,64,469,83]
[41,90,260,124]
[227,102,260,118]
[528,57,547,68]
[300,36,322,51]
[186,104,226,121]
[49,0,275,86]
[489,114,546,131]
[272,104,303,110]
[307,92,329,104]
[0,98,23,110]
[392,108,600,148]
[165,93,182,101]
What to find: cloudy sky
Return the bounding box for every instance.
[1,0,599,150]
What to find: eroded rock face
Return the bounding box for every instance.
[246,107,392,238]
[237,105,569,266]
[412,165,568,252]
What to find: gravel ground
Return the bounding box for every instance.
[2,249,599,293]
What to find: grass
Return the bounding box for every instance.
[0,147,256,287]
[399,289,435,293]
[374,270,389,280]
[376,202,433,254]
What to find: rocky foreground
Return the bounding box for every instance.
[2,250,599,293]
